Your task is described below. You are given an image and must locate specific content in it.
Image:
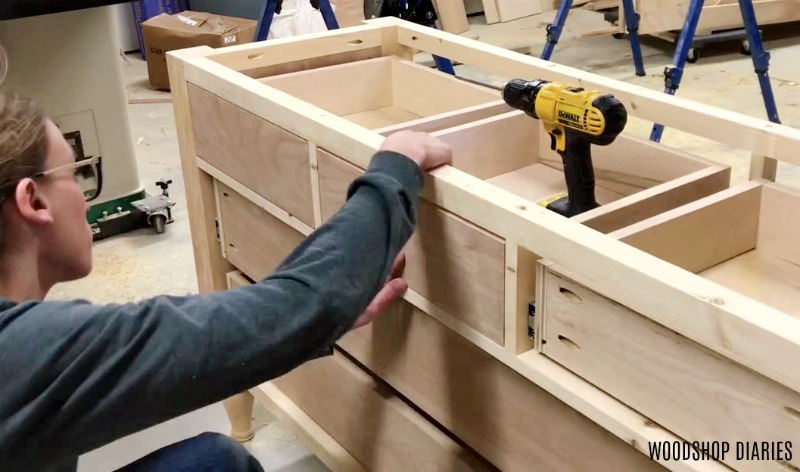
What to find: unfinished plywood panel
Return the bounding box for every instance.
[216,181,306,281]
[317,148,363,223]
[272,351,491,472]
[337,300,666,472]
[189,85,315,227]
[539,268,800,472]
[317,148,507,345]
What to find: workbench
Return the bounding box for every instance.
[168,18,800,472]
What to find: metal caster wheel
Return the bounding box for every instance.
[687,48,699,63]
[152,214,167,234]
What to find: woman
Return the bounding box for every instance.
[0,92,452,471]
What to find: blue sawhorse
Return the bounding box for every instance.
[650,0,781,142]
[255,0,456,75]
[541,0,646,77]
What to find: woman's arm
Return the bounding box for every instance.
[0,151,423,465]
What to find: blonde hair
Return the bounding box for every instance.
[0,92,48,201]
[0,92,48,248]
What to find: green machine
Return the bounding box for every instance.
[0,5,175,240]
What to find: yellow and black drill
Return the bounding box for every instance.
[502,79,628,217]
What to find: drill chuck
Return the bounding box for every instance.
[502,79,548,119]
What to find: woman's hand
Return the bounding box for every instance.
[350,251,408,330]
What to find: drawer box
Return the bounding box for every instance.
[269,350,490,472]
[337,298,666,472]
[215,180,306,281]
[258,56,503,132]
[538,180,800,472]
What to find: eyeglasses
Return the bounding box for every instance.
[32,155,104,202]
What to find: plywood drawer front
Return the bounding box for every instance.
[337,301,665,472]
[540,269,800,472]
[272,351,491,472]
[318,149,506,346]
[216,181,305,281]
[188,84,315,228]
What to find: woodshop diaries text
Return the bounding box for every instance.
[648,441,793,461]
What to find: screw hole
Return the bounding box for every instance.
[347,39,363,45]
[223,192,229,197]
[247,54,263,60]
[558,335,580,350]
[559,287,582,303]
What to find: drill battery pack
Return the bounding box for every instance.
[364,0,438,24]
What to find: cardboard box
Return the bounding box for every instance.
[131,0,190,60]
[141,11,258,90]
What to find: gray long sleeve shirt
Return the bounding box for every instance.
[0,151,424,471]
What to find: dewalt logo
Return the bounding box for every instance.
[558,110,581,124]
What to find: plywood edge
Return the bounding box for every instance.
[252,383,366,472]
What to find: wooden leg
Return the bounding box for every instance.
[223,391,255,442]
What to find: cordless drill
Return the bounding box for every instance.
[502,79,628,217]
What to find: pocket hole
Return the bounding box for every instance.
[223,192,229,197]
[785,406,800,420]
[411,36,418,40]
[558,335,580,350]
[347,39,363,45]
[228,243,236,248]
[247,53,263,60]
[559,287,582,303]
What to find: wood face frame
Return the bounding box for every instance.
[167,18,800,472]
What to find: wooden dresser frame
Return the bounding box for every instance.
[167,17,800,472]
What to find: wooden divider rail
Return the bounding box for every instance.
[167,17,800,472]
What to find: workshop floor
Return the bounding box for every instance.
[53,7,800,471]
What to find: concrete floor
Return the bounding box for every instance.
[46,5,800,471]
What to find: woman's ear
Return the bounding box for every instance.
[14,178,54,225]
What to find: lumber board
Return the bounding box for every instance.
[632,0,800,36]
